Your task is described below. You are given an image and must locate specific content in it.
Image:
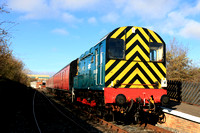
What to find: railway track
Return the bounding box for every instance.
[32,90,99,133]
[38,88,172,133]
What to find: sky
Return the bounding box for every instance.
[1,0,200,76]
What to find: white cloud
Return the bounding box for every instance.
[179,20,200,39]
[62,12,83,23]
[88,17,97,24]
[160,11,187,36]
[50,0,100,11]
[8,0,56,19]
[51,28,69,35]
[122,0,178,19]
[8,0,98,21]
[159,1,200,39]
[8,0,99,12]
[8,0,45,12]
[176,1,200,39]
[112,0,127,8]
[180,0,200,16]
[101,12,120,23]
[7,0,200,40]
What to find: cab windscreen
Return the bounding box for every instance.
[108,38,125,59]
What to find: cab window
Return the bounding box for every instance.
[108,38,125,59]
[150,42,163,62]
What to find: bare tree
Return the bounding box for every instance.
[166,38,200,82]
[0,3,29,85]
[166,38,191,81]
[0,3,12,77]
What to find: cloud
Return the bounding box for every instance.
[158,1,200,39]
[8,0,99,12]
[180,0,200,17]
[8,0,98,21]
[101,12,120,23]
[62,12,83,23]
[177,1,200,39]
[159,11,186,36]
[8,0,56,19]
[179,20,200,39]
[120,0,178,20]
[7,0,200,40]
[88,17,97,24]
[51,28,69,35]
[8,0,45,12]
[112,0,127,8]
[50,0,100,11]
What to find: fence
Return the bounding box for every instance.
[167,80,200,105]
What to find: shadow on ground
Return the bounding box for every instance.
[0,78,36,132]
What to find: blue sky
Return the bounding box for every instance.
[2,0,200,75]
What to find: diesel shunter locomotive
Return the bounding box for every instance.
[46,26,169,123]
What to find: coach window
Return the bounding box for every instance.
[108,38,125,59]
[149,42,163,62]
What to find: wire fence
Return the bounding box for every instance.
[167,80,200,105]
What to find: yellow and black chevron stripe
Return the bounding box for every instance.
[105,26,166,89]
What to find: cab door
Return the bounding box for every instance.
[99,43,105,85]
[94,42,105,88]
[95,47,100,85]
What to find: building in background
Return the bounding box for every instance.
[27,74,50,81]
[28,74,50,89]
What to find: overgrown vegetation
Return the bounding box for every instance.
[166,38,200,82]
[0,4,29,85]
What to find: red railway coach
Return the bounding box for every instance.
[46,59,78,91]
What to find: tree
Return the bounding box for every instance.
[166,38,191,81]
[0,3,13,77]
[166,38,200,82]
[188,67,200,82]
[0,3,29,85]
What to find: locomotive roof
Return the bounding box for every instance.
[79,26,137,59]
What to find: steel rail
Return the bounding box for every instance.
[32,91,42,133]
[39,91,90,133]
